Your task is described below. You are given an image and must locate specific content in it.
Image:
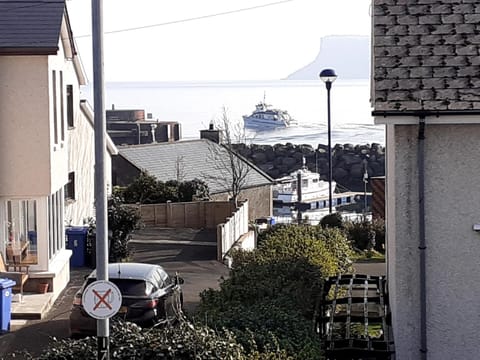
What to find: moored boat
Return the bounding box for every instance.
[273,163,334,204]
[272,160,362,223]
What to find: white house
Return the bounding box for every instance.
[0,0,116,300]
[372,1,480,359]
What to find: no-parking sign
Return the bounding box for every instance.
[82,280,122,320]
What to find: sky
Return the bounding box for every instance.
[66,0,371,82]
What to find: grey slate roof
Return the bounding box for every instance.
[118,140,273,195]
[0,0,66,54]
[373,0,480,112]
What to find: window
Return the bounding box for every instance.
[65,172,75,201]
[48,189,64,259]
[60,71,65,141]
[67,85,74,128]
[52,70,58,145]
[6,199,38,264]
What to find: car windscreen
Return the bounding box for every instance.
[86,278,152,296]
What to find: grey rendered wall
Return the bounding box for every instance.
[391,123,480,359]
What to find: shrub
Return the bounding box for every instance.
[86,195,142,264]
[344,217,385,252]
[197,254,323,359]
[108,195,142,262]
[319,212,344,229]
[197,224,353,359]
[32,320,290,360]
[121,171,161,204]
[119,171,209,204]
[257,224,354,275]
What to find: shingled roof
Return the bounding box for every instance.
[0,0,69,55]
[372,0,480,112]
[118,140,273,195]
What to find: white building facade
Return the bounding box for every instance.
[0,1,115,299]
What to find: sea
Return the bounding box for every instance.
[81,79,385,147]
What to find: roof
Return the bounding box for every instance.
[118,140,274,195]
[80,100,118,156]
[0,0,68,55]
[372,0,480,112]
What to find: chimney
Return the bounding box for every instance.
[200,122,223,144]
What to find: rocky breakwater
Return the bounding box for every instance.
[233,143,385,192]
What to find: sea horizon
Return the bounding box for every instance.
[82,79,384,147]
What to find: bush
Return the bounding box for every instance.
[319,212,344,229]
[197,255,323,359]
[86,195,142,264]
[32,320,290,360]
[108,195,142,262]
[197,224,353,359]
[344,217,385,252]
[257,224,354,275]
[118,171,209,204]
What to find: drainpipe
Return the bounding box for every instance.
[418,115,427,359]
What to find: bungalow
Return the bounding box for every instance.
[112,129,274,221]
[372,1,480,358]
[0,0,116,300]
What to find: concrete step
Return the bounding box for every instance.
[10,292,55,320]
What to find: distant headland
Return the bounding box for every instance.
[285,35,370,80]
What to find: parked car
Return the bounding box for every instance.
[69,262,183,337]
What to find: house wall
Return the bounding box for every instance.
[65,104,95,225]
[388,123,480,359]
[112,155,141,187]
[0,56,51,196]
[210,185,272,221]
[65,101,114,226]
[47,41,70,193]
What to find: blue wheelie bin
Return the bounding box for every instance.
[0,278,16,332]
[66,227,89,268]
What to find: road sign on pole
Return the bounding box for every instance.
[82,280,122,320]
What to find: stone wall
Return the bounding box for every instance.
[233,143,385,192]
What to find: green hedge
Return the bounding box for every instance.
[197,224,354,359]
[29,320,291,360]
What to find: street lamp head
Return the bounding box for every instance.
[319,68,338,84]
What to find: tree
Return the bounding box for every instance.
[206,107,252,207]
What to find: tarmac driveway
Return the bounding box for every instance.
[128,227,230,314]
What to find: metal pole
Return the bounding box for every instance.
[297,172,302,224]
[363,160,368,214]
[326,81,333,214]
[92,0,109,358]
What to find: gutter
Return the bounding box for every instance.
[372,109,480,117]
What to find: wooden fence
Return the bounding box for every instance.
[137,201,236,229]
[136,200,253,262]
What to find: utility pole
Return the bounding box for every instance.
[92,0,109,358]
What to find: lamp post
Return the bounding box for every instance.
[319,68,337,214]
